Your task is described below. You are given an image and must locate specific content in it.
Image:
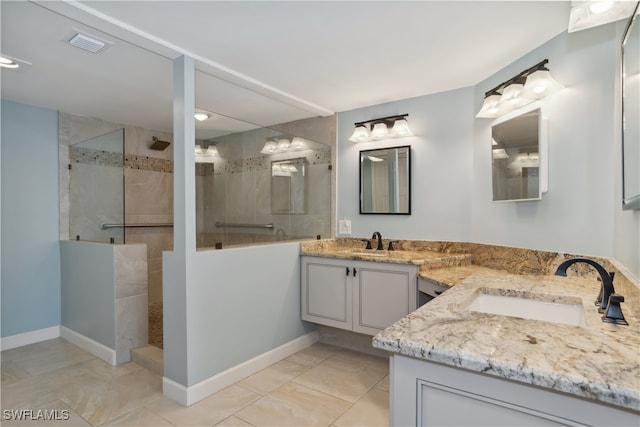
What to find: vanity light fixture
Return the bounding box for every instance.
[568,0,637,33]
[348,114,413,143]
[476,59,563,119]
[260,136,310,154]
[195,141,220,162]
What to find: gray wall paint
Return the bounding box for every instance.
[60,241,116,348]
[163,242,313,387]
[472,24,618,258]
[1,100,61,337]
[336,23,639,279]
[187,243,313,385]
[337,87,475,241]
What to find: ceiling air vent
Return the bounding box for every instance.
[68,32,107,53]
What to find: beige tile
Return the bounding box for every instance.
[1,400,90,427]
[2,339,95,376]
[235,382,350,427]
[284,343,341,367]
[237,359,309,395]
[214,415,255,426]
[59,367,163,426]
[334,388,389,427]
[143,385,260,427]
[101,407,174,426]
[327,350,389,375]
[374,375,389,392]
[1,361,32,385]
[1,359,109,411]
[292,351,388,403]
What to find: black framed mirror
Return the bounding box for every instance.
[359,145,411,214]
[622,2,640,210]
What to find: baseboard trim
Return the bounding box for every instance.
[163,330,319,406]
[60,326,116,365]
[0,326,61,351]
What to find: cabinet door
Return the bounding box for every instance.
[353,262,417,335]
[301,257,352,330]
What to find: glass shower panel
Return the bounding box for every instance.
[69,129,125,243]
[195,117,332,249]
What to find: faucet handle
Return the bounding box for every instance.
[361,239,372,250]
[387,241,399,251]
[602,293,628,325]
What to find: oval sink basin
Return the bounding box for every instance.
[466,289,586,327]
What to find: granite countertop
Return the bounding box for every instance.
[373,270,640,411]
[300,245,472,270]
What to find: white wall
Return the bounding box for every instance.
[337,87,475,241]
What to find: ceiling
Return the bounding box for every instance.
[1,1,571,139]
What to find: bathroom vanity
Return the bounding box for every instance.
[300,239,639,426]
[301,256,418,335]
[374,271,640,426]
[300,243,470,335]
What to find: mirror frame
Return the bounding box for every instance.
[359,145,411,215]
[622,2,640,210]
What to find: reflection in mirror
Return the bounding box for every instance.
[492,108,545,202]
[622,4,640,210]
[360,145,411,214]
[271,158,308,214]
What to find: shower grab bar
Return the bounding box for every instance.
[99,223,173,230]
[215,221,274,229]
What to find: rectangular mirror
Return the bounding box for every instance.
[271,158,308,214]
[491,108,547,202]
[622,4,640,210]
[360,145,411,214]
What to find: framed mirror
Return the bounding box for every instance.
[360,145,411,214]
[271,158,307,214]
[622,2,640,210]
[491,108,548,202]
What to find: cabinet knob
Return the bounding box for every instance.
[346,267,350,276]
[353,268,357,277]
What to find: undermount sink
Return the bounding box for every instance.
[466,288,586,326]
[350,251,388,257]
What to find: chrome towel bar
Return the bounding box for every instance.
[214,221,274,229]
[99,223,173,230]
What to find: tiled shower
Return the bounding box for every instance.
[60,112,334,350]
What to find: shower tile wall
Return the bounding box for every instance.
[59,112,173,349]
[198,115,335,247]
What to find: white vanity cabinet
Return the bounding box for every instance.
[301,256,418,336]
[391,354,639,426]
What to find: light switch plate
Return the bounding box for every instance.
[339,219,351,235]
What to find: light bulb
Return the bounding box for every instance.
[348,124,371,143]
[371,122,389,140]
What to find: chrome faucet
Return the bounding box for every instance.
[555,258,614,312]
[371,231,384,250]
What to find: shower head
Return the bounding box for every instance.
[150,136,170,151]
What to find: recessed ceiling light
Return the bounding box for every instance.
[0,56,19,69]
[0,55,32,72]
[194,112,210,121]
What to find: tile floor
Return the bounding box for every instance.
[1,339,389,426]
